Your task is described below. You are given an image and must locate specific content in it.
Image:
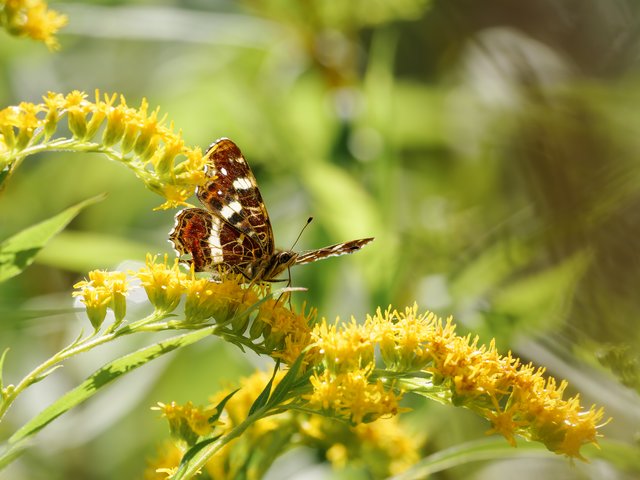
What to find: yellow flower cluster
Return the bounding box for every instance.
[307,304,606,459]
[300,415,421,476]
[72,255,313,361]
[72,270,128,329]
[147,370,421,479]
[73,257,607,464]
[147,371,287,480]
[0,0,67,49]
[305,317,404,423]
[0,90,206,208]
[255,297,315,365]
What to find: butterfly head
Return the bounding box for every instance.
[255,249,299,282]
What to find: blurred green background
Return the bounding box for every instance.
[1,0,640,478]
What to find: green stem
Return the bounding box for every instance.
[0,310,167,422]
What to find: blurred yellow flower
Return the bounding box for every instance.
[1,0,67,49]
[152,401,220,447]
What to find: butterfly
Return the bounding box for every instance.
[169,138,374,282]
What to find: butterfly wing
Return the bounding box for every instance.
[196,138,274,258]
[295,237,374,265]
[169,208,216,272]
[169,207,265,274]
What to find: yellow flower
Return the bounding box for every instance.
[152,401,219,447]
[307,368,402,424]
[134,254,188,313]
[72,270,129,329]
[143,441,183,480]
[202,370,290,479]
[256,297,314,365]
[183,273,253,324]
[310,316,377,372]
[376,305,607,458]
[1,0,67,50]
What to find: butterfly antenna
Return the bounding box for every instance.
[290,217,313,250]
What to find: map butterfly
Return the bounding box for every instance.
[169,138,374,282]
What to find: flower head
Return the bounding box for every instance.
[1,0,68,50]
[183,272,253,325]
[134,254,188,313]
[152,401,220,447]
[305,304,607,459]
[375,305,607,458]
[256,297,315,365]
[307,368,403,424]
[72,270,130,329]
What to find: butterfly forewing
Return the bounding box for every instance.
[197,138,274,256]
[170,137,373,281]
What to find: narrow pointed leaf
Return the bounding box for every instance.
[208,388,239,425]
[0,194,107,282]
[9,325,215,445]
[267,353,305,408]
[248,360,280,416]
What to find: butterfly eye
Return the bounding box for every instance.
[278,252,295,263]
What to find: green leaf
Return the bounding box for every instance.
[0,442,27,471]
[208,388,239,425]
[179,435,220,466]
[248,360,280,416]
[0,194,107,282]
[267,353,306,409]
[7,325,215,447]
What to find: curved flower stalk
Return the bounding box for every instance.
[0,90,206,208]
[0,0,67,49]
[306,306,607,459]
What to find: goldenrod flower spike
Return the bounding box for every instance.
[0,90,206,208]
[306,305,607,459]
[0,0,67,50]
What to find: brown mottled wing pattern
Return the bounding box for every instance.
[169,208,215,272]
[197,138,274,257]
[295,237,375,265]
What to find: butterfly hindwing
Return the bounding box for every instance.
[169,208,216,272]
[169,207,265,274]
